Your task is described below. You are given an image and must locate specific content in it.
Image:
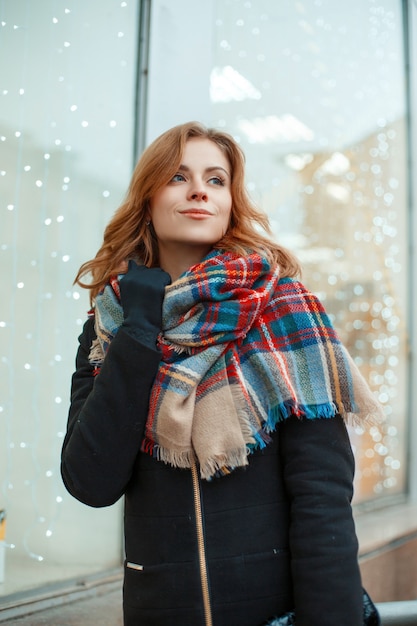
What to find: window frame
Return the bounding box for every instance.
[407,0,417,504]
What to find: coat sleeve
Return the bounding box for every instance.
[61,317,162,508]
[279,414,363,626]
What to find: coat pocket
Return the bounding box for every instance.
[123,559,201,610]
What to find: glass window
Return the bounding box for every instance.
[0,0,411,606]
[0,0,139,597]
[147,0,409,504]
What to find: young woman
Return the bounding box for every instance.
[61,122,381,626]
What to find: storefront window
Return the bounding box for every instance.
[0,0,139,597]
[147,0,409,504]
[0,0,411,606]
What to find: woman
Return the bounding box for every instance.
[61,122,381,625]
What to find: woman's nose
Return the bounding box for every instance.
[189,189,208,201]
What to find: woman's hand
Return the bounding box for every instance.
[120,260,171,348]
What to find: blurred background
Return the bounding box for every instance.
[0,0,416,614]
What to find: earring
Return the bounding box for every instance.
[145,220,151,226]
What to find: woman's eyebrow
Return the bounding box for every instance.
[178,164,230,178]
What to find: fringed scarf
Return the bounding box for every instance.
[92,250,382,480]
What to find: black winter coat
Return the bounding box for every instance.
[61,317,364,626]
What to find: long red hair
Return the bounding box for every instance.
[75,121,300,302]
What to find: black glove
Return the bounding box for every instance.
[119,260,171,349]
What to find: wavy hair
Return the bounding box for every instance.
[75,121,300,301]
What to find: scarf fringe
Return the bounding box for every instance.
[244,401,339,453]
[268,399,339,425]
[159,338,194,355]
[89,337,105,366]
[199,448,249,481]
[264,398,380,434]
[142,437,249,481]
[142,400,348,478]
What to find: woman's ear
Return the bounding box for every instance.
[145,208,152,227]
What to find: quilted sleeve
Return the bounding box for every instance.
[279,414,363,626]
[61,316,161,507]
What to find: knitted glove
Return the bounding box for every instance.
[119,260,171,349]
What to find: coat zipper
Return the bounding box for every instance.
[191,459,213,626]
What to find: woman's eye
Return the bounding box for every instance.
[171,173,186,183]
[208,176,224,186]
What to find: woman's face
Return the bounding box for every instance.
[149,138,233,262]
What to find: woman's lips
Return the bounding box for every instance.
[180,209,212,218]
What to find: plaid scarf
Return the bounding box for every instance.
[92,250,382,480]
